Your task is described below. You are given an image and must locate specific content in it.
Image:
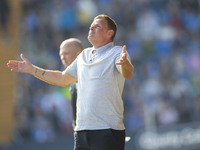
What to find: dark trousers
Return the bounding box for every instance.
[74,129,125,150]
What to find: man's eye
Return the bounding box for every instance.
[90,26,100,30]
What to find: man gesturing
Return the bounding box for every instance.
[8,14,134,150]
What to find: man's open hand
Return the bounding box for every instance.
[116,45,129,65]
[7,54,33,74]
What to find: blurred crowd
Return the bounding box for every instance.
[12,0,200,143]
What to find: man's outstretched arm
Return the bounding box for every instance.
[116,45,134,79]
[7,54,77,87]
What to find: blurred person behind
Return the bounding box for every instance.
[59,38,83,129]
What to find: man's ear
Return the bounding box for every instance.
[107,30,114,39]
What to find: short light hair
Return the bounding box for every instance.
[60,38,83,52]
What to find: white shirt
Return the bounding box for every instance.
[66,42,130,131]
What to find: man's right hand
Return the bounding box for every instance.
[7,53,33,74]
[7,53,77,87]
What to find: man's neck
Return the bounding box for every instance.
[92,41,112,49]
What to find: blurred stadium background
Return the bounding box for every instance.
[0,0,200,150]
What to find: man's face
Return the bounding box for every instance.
[88,18,111,46]
[59,43,78,68]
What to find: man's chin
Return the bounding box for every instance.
[63,63,68,68]
[88,36,94,43]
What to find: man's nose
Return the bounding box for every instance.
[90,26,94,30]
